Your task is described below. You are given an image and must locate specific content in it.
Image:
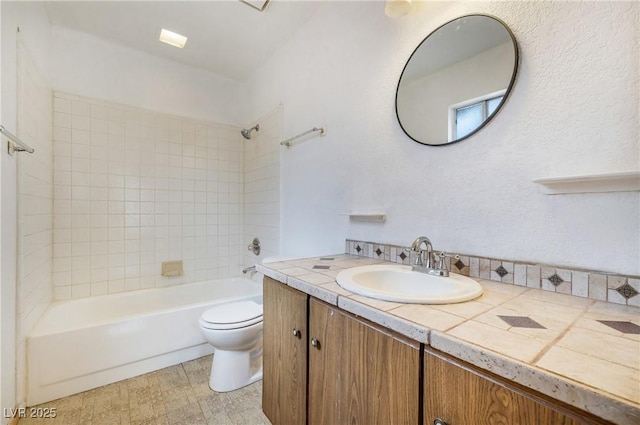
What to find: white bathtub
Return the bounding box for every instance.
[27,277,262,406]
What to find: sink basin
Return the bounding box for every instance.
[336,264,483,304]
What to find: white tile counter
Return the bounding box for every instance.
[257,254,640,425]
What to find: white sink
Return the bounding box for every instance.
[336,264,483,304]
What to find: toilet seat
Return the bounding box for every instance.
[200,300,263,330]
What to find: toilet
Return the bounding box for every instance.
[199,299,263,392]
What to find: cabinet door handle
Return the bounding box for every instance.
[292,328,301,338]
[434,419,449,425]
[310,338,320,349]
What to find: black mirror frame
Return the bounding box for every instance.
[395,14,519,147]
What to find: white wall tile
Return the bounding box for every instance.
[53,92,247,298]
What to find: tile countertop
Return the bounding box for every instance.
[256,254,640,425]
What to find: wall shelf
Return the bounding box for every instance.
[340,213,386,223]
[532,171,640,195]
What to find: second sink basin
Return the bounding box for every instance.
[336,264,483,304]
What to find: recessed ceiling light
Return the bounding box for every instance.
[159,29,188,49]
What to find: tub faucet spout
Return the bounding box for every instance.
[242,265,256,274]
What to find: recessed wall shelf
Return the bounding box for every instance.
[532,171,640,195]
[340,213,386,223]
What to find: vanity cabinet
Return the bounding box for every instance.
[308,298,420,424]
[423,348,611,425]
[262,277,308,425]
[263,277,613,425]
[262,277,420,425]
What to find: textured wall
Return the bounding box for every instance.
[244,1,639,275]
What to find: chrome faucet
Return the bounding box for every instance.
[407,236,453,277]
[409,236,435,269]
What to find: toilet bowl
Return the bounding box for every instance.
[199,300,263,392]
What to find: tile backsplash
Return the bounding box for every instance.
[53,92,245,299]
[346,239,640,307]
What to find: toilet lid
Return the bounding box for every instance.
[201,301,263,325]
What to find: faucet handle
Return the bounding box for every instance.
[437,252,459,271]
[404,247,424,266]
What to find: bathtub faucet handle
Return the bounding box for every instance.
[247,238,261,255]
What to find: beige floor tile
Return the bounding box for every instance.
[20,355,271,425]
[165,403,207,425]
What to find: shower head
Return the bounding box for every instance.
[241,124,260,140]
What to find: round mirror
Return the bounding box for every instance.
[396,14,518,146]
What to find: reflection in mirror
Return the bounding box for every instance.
[396,15,518,146]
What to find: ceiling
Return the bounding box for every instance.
[45,0,320,82]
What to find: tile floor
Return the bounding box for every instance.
[18,355,271,425]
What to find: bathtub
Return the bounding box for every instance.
[27,277,262,406]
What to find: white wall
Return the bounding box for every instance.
[50,26,244,126]
[0,6,6,422]
[245,1,640,276]
[15,38,52,409]
[1,1,52,419]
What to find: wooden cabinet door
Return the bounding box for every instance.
[309,298,420,425]
[262,277,308,425]
[424,349,609,425]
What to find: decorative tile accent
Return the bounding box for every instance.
[597,320,640,335]
[312,265,331,270]
[615,283,639,299]
[548,273,564,286]
[498,315,546,329]
[495,266,509,278]
[345,239,640,307]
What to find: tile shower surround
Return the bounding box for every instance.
[346,240,640,307]
[52,92,245,300]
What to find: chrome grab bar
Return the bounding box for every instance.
[1,125,35,155]
[280,126,326,148]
